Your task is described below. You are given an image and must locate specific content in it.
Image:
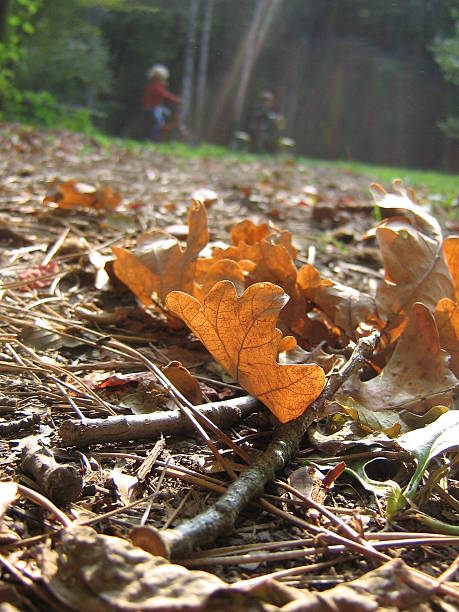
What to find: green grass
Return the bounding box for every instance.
[109,138,457,203]
[314,158,458,203]
[16,118,456,205]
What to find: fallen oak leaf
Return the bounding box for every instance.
[166,281,326,423]
[194,257,246,303]
[44,180,121,209]
[230,219,270,245]
[370,184,455,325]
[112,201,208,305]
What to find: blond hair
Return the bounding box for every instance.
[147,64,169,82]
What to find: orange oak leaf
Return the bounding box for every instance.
[44,180,121,209]
[213,234,312,339]
[112,201,208,305]
[371,185,455,323]
[166,281,326,423]
[230,220,271,246]
[444,236,459,302]
[435,297,459,377]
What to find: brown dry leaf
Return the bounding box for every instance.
[162,360,203,405]
[214,234,315,341]
[444,235,459,302]
[339,302,457,416]
[110,468,138,505]
[166,281,326,423]
[288,465,326,506]
[371,184,455,324]
[44,180,121,209]
[112,201,208,304]
[40,525,226,612]
[298,263,379,338]
[435,297,459,377]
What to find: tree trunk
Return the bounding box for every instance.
[233,0,281,130]
[180,0,199,133]
[194,0,213,143]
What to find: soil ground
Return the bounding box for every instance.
[0,124,457,609]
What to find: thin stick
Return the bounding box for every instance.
[130,331,380,559]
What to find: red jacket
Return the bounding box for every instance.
[142,80,181,110]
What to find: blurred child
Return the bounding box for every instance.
[248,90,284,153]
[142,64,181,141]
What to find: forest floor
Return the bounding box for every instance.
[0,124,458,611]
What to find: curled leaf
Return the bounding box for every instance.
[166,281,326,423]
[371,186,455,324]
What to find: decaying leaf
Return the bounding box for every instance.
[371,184,455,325]
[288,465,326,507]
[166,281,326,422]
[338,302,457,416]
[40,525,226,611]
[112,201,208,305]
[40,526,433,612]
[308,420,396,454]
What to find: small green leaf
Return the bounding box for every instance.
[397,410,459,501]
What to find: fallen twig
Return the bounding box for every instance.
[130,331,380,559]
[59,395,260,446]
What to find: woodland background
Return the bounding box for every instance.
[0,0,458,170]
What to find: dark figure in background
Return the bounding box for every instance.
[142,64,181,141]
[248,90,284,153]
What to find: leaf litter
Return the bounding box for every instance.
[0,124,458,610]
